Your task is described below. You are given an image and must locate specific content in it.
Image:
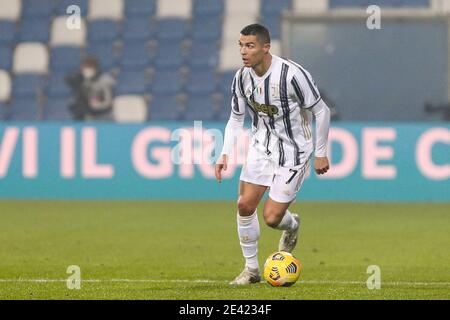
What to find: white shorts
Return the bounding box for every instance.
[239,147,311,203]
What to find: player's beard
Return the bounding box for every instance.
[242,57,251,67]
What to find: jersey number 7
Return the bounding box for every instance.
[286,169,298,184]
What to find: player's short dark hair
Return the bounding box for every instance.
[82,56,99,69]
[240,24,271,44]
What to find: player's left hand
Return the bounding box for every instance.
[314,157,330,175]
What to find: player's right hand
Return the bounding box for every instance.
[215,154,228,183]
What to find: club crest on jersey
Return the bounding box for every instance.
[271,84,279,98]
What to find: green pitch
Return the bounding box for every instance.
[0,200,449,300]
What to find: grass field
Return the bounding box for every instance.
[0,200,449,300]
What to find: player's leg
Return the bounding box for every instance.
[230,181,267,285]
[263,198,296,229]
[263,160,310,253]
[263,197,300,253]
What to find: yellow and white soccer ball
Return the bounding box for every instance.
[263,251,302,287]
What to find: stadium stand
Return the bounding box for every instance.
[151,69,184,96]
[19,18,51,43]
[122,17,153,42]
[329,0,430,8]
[157,0,192,18]
[116,70,149,96]
[0,0,22,21]
[43,97,72,120]
[13,42,49,74]
[50,46,81,72]
[87,19,120,44]
[85,42,118,71]
[113,95,148,123]
[149,94,185,121]
[46,71,71,99]
[88,0,124,20]
[50,16,86,46]
[125,0,156,18]
[22,0,56,19]
[0,46,12,70]
[56,0,88,16]
[0,69,11,102]
[0,0,435,121]
[9,97,41,120]
[120,42,152,70]
[0,20,17,45]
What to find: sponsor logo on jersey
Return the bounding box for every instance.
[250,100,279,117]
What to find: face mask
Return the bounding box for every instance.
[82,68,96,79]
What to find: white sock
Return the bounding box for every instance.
[237,210,260,270]
[275,209,299,231]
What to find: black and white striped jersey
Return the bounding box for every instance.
[228,54,322,167]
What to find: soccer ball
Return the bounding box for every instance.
[263,251,302,287]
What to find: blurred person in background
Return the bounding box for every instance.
[65,56,116,121]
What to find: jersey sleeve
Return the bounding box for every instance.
[220,69,247,157]
[311,99,331,157]
[289,66,321,109]
[230,69,247,116]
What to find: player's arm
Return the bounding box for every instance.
[290,69,330,175]
[215,71,246,183]
[310,99,331,175]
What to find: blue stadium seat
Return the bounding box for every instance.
[13,74,46,98]
[120,42,151,70]
[156,19,188,41]
[125,0,156,17]
[22,0,56,18]
[192,16,222,41]
[329,0,367,7]
[50,46,82,72]
[116,70,148,95]
[217,99,233,121]
[189,40,219,68]
[220,71,236,96]
[402,0,430,7]
[260,0,292,39]
[260,14,282,39]
[123,18,153,42]
[192,0,224,16]
[19,19,51,42]
[184,97,217,121]
[86,43,118,70]
[0,21,17,45]
[43,98,72,121]
[46,72,71,99]
[153,43,184,69]
[56,0,88,16]
[330,0,429,8]
[9,98,40,120]
[88,20,120,44]
[0,102,6,120]
[0,46,13,70]
[186,68,217,95]
[261,0,292,15]
[148,95,184,121]
[150,70,183,95]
